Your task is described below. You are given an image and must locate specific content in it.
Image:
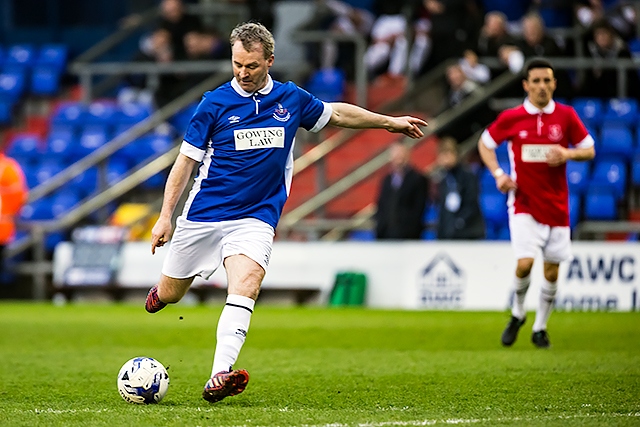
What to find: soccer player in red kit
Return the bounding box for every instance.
[478,59,595,348]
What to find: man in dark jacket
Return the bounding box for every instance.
[375,142,428,239]
[435,137,485,240]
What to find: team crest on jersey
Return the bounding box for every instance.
[228,115,241,124]
[273,103,290,122]
[548,124,563,142]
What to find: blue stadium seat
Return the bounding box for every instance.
[496,225,510,241]
[479,168,501,194]
[420,229,437,240]
[145,134,173,156]
[118,138,148,165]
[4,45,36,71]
[51,191,80,218]
[71,167,99,196]
[106,159,129,186]
[84,101,118,127]
[590,159,627,199]
[35,44,68,71]
[51,102,85,132]
[115,102,152,125]
[348,230,375,241]
[0,100,11,124]
[170,103,197,134]
[142,170,168,190]
[632,154,640,186]
[305,67,346,102]
[584,185,617,220]
[0,72,26,102]
[566,161,590,195]
[569,193,581,228]
[599,125,634,157]
[603,98,638,126]
[30,66,61,96]
[6,133,42,161]
[33,161,64,187]
[572,98,603,128]
[479,193,508,229]
[20,198,54,221]
[46,131,75,163]
[78,125,111,155]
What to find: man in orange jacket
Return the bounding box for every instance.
[0,151,28,279]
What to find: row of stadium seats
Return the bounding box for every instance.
[573,98,640,128]
[0,45,68,123]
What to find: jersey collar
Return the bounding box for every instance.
[523,98,555,115]
[231,74,274,97]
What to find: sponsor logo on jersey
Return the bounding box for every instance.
[273,103,290,122]
[522,144,554,162]
[548,124,563,142]
[234,127,285,150]
[228,115,241,124]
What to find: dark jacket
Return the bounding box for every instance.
[375,167,428,240]
[436,164,485,240]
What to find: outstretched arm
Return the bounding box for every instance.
[328,102,428,138]
[151,153,198,254]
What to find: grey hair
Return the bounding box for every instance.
[229,22,275,59]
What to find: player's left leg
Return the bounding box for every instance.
[203,254,263,403]
[533,225,571,348]
[145,274,195,313]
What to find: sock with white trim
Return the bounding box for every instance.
[511,274,530,320]
[211,294,255,375]
[533,280,558,332]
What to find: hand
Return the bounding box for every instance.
[151,217,172,255]
[387,116,428,139]
[495,173,517,193]
[546,145,568,167]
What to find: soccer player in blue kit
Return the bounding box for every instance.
[145,21,427,403]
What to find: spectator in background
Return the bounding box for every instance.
[581,18,640,98]
[375,142,428,240]
[459,50,491,84]
[364,1,413,79]
[0,147,28,283]
[576,0,637,41]
[434,137,485,240]
[481,0,532,32]
[184,30,230,60]
[425,0,480,68]
[158,0,203,61]
[445,63,479,108]
[518,12,563,58]
[477,12,518,59]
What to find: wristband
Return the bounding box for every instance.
[493,168,505,178]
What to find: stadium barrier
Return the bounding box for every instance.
[52,241,639,311]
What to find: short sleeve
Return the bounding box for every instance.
[296,85,332,133]
[568,107,594,148]
[182,95,216,162]
[481,111,511,149]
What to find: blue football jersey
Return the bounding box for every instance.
[180,75,332,228]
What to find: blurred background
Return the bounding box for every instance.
[0,0,638,308]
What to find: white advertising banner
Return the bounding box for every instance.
[52,241,640,311]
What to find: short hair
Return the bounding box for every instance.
[523,58,555,80]
[229,22,275,59]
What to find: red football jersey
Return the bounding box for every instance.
[481,99,594,227]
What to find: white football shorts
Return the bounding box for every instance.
[161,216,275,279]
[509,213,572,263]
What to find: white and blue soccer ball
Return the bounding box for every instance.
[117,357,170,404]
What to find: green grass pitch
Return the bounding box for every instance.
[0,302,639,426]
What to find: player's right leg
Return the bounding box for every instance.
[501,257,533,346]
[145,274,195,313]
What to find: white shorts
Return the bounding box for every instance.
[161,216,275,280]
[509,213,572,264]
[370,15,407,41]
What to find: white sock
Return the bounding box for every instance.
[211,294,255,375]
[511,274,530,320]
[533,280,558,332]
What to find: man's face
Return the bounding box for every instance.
[523,67,556,107]
[231,40,274,93]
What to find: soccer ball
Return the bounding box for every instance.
[117,357,170,404]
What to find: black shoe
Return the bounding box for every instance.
[532,330,551,348]
[501,315,526,346]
